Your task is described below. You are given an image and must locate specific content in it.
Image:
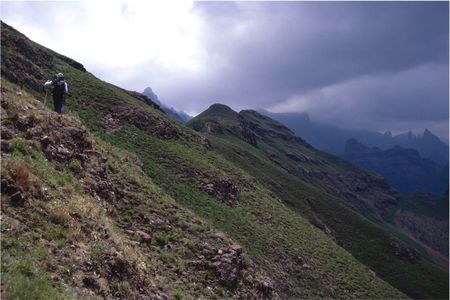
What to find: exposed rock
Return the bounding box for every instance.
[285,152,306,162]
[285,152,325,165]
[205,177,239,206]
[101,114,122,133]
[1,126,14,140]
[389,241,421,262]
[101,106,211,149]
[205,120,224,134]
[82,276,101,291]
[1,178,20,196]
[176,167,239,206]
[124,90,164,113]
[1,103,117,204]
[1,140,10,152]
[56,54,86,72]
[257,277,274,298]
[293,169,399,221]
[9,191,24,207]
[238,116,258,147]
[136,230,152,242]
[212,244,244,288]
[1,24,53,91]
[394,209,449,257]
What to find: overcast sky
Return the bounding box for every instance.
[1,1,448,141]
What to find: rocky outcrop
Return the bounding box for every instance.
[205,177,239,205]
[238,116,258,147]
[389,241,421,262]
[287,167,398,220]
[101,114,122,133]
[123,90,164,113]
[197,242,274,298]
[1,87,114,204]
[212,244,245,287]
[395,209,449,257]
[101,104,211,149]
[176,167,239,206]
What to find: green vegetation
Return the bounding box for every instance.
[1,85,275,299]
[103,124,404,298]
[1,20,448,299]
[2,216,75,300]
[187,105,449,299]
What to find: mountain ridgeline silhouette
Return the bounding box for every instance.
[261,110,449,166]
[142,87,191,123]
[343,138,449,196]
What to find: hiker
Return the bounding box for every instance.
[44,73,68,114]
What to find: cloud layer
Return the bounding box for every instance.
[1,1,448,140]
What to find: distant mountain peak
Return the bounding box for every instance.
[209,103,235,112]
[423,128,438,139]
[261,111,448,165]
[199,103,239,121]
[143,86,160,104]
[142,86,191,123]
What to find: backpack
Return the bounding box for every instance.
[52,80,66,99]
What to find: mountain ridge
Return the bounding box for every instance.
[260,110,449,165]
[188,102,449,297]
[142,86,191,123]
[343,138,449,196]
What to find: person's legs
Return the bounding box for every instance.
[53,97,64,114]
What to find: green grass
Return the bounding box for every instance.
[1,80,287,299]
[101,124,406,299]
[1,208,75,300]
[197,128,449,299]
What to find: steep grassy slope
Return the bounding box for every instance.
[187,104,449,299]
[1,82,275,299]
[0,21,410,299]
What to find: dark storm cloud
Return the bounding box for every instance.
[158,2,448,140]
[271,63,448,133]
